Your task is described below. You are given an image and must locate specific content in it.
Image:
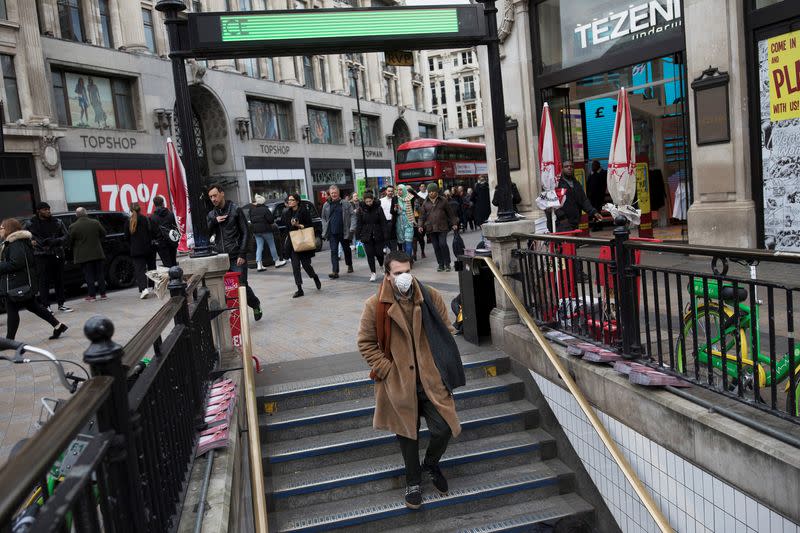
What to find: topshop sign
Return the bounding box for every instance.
[574,0,682,49]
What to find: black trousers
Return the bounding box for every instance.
[413,227,426,256]
[290,252,317,288]
[5,297,59,340]
[228,257,260,310]
[362,239,385,274]
[133,254,156,292]
[328,234,352,273]
[397,388,452,486]
[156,245,178,268]
[429,231,451,267]
[82,260,106,298]
[35,255,66,307]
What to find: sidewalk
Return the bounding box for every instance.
[0,229,484,465]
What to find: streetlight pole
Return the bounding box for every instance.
[478,0,515,222]
[156,0,212,256]
[349,64,370,190]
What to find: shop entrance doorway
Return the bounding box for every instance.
[542,53,691,240]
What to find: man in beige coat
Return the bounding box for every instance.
[357,250,461,510]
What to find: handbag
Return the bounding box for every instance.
[289,227,316,252]
[6,247,34,303]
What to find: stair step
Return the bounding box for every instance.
[258,352,510,411]
[261,374,524,441]
[268,429,556,511]
[263,400,538,474]
[388,493,594,533]
[271,460,573,532]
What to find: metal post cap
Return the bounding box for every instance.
[168,265,186,291]
[155,0,187,13]
[83,316,123,364]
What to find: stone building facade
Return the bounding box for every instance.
[0,0,437,218]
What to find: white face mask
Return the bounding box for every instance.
[394,272,413,294]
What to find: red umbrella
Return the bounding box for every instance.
[165,137,193,252]
[606,87,640,224]
[535,103,565,231]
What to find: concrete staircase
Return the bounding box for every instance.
[257,351,595,532]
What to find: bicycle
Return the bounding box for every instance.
[0,337,91,533]
[674,257,800,415]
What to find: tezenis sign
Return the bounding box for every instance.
[574,0,682,49]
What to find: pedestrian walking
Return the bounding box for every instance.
[357,251,464,510]
[356,192,385,282]
[463,187,475,231]
[321,185,356,279]
[412,187,427,261]
[349,192,360,214]
[124,203,157,299]
[150,195,180,268]
[249,193,286,271]
[0,218,68,340]
[587,160,608,213]
[445,190,462,230]
[380,185,399,252]
[549,160,603,232]
[68,207,107,301]
[207,184,263,320]
[420,184,459,272]
[395,185,415,256]
[471,176,491,227]
[24,202,72,313]
[282,193,321,298]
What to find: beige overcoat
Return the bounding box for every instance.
[357,277,462,440]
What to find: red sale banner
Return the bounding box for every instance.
[96,169,169,214]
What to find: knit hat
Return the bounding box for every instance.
[37,202,51,210]
[254,194,266,205]
[427,183,439,193]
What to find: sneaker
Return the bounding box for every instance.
[139,289,149,299]
[445,265,452,272]
[423,463,448,495]
[253,307,263,321]
[57,305,74,313]
[404,485,422,510]
[347,265,354,273]
[49,323,69,340]
[100,294,108,300]
[369,273,377,282]
[275,259,287,268]
[436,265,445,272]
[328,272,339,279]
[85,296,96,302]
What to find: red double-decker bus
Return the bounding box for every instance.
[395,139,487,191]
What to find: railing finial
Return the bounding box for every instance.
[83,316,122,364]
[168,265,187,296]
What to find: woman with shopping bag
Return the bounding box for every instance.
[281,193,321,298]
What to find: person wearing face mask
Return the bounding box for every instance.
[357,251,465,511]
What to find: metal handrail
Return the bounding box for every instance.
[474,255,674,533]
[238,287,269,533]
[624,239,800,264]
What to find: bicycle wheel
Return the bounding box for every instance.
[675,306,750,391]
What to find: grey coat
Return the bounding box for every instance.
[321,199,357,240]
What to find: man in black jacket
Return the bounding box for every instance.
[550,160,603,232]
[25,202,72,313]
[207,184,262,321]
[150,196,179,268]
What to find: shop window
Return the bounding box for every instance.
[303,56,316,89]
[51,69,136,129]
[57,0,85,42]
[248,98,293,141]
[1,55,22,123]
[463,75,475,100]
[63,170,98,204]
[353,113,380,147]
[142,8,156,53]
[96,0,113,48]
[308,107,341,144]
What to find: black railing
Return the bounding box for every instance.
[512,228,800,421]
[0,266,219,532]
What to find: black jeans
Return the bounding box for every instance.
[413,227,426,257]
[429,232,451,267]
[290,252,317,288]
[328,234,352,274]
[362,239,385,274]
[35,255,65,307]
[397,388,452,486]
[156,245,178,268]
[133,254,156,292]
[228,257,260,310]
[82,260,106,298]
[5,298,60,340]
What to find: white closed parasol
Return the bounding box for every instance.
[535,103,565,232]
[604,87,640,225]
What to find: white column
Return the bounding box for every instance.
[16,0,51,121]
[366,53,383,103]
[109,0,123,49]
[36,0,59,37]
[153,9,169,56]
[398,68,413,108]
[81,0,99,46]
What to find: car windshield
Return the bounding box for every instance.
[396,147,436,163]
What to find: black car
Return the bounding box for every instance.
[240,200,323,266]
[19,211,135,291]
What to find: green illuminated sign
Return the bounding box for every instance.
[220,9,459,42]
